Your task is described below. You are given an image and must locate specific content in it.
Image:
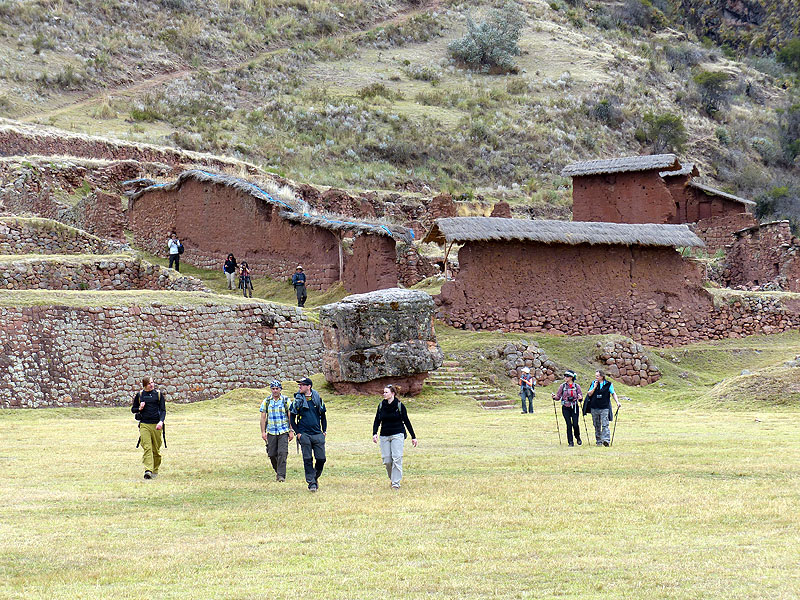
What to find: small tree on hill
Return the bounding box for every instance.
[777,39,800,73]
[642,112,687,154]
[693,70,731,115]
[448,2,526,73]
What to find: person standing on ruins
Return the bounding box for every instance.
[292,265,307,307]
[239,261,253,298]
[372,384,417,490]
[552,370,582,446]
[223,253,237,290]
[260,380,294,482]
[519,366,535,414]
[167,232,181,272]
[289,377,326,492]
[586,369,621,447]
[131,376,166,479]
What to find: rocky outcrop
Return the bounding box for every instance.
[320,288,444,395]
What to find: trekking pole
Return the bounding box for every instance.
[552,397,561,445]
[610,406,620,447]
[581,400,588,440]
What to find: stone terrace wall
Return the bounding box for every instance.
[397,243,439,287]
[0,217,120,255]
[0,256,208,292]
[725,221,800,292]
[693,212,757,254]
[499,341,558,385]
[595,339,660,386]
[436,240,800,347]
[0,301,322,407]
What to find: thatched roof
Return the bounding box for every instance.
[423,217,704,248]
[131,170,412,240]
[660,162,698,178]
[688,181,755,207]
[280,212,413,242]
[562,154,680,177]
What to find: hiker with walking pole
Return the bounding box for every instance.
[586,369,620,447]
[552,370,583,446]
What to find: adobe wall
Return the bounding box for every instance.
[0,217,120,255]
[571,171,674,223]
[128,178,342,289]
[435,240,800,347]
[680,186,749,223]
[342,234,398,295]
[0,256,207,292]
[725,222,800,292]
[693,212,758,253]
[0,301,323,408]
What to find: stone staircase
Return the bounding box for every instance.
[427,360,518,410]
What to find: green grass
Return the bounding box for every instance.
[0,289,262,307]
[137,248,349,310]
[1,381,799,599]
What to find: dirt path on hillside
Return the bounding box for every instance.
[21,0,442,124]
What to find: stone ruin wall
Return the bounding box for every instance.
[396,243,440,287]
[595,339,660,386]
[0,217,121,255]
[571,171,675,224]
[436,240,800,347]
[0,256,207,292]
[129,179,343,289]
[724,221,800,292]
[129,178,402,293]
[498,341,558,385]
[0,302,323,408]
[693,212,758,254]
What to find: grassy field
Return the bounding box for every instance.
[1,377,799,599]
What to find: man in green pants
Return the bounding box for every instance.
[131,376,166,479]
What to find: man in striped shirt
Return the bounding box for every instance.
[260,380,294,482]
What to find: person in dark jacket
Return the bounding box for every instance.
[289,377,326,492]
[223,253,237,290]
[291,265,307,307]
[552,370,582,446]
[372,384,417,490]
[239,261,253,298]
[586,369,621,447]
[131,375,166,479]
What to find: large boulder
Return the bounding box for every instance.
[320,288,444,395]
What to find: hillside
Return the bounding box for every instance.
[0,0,798,217]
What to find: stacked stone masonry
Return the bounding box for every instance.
[500,342,558,385]
[692,213,758,254]
[0,255,207,292]
[0,216,121,255]
[595,339,660,386]
[724,221,800,292]
[0,302,323,408]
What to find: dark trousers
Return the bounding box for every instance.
[562,405,581,445]
[169,253,180,272]
[298,432,325,487]
[520,387,534,413]
[266,432,289,479]
[295,284,307,307]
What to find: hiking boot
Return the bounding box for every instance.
[577,438,582,445]
[277,476,285,482]
[568,443,574,447]
[308,484,318,492]
[150,473,158,479]
[603,441,609,447]
[143,471,152,479]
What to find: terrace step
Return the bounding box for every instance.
[428,359,518,410]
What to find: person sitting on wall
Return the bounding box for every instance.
[223,253,237,290]
[167,232,181,272]
[292,265,307,307]
[519,366,535,414]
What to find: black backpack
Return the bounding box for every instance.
[177,242,184,255]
